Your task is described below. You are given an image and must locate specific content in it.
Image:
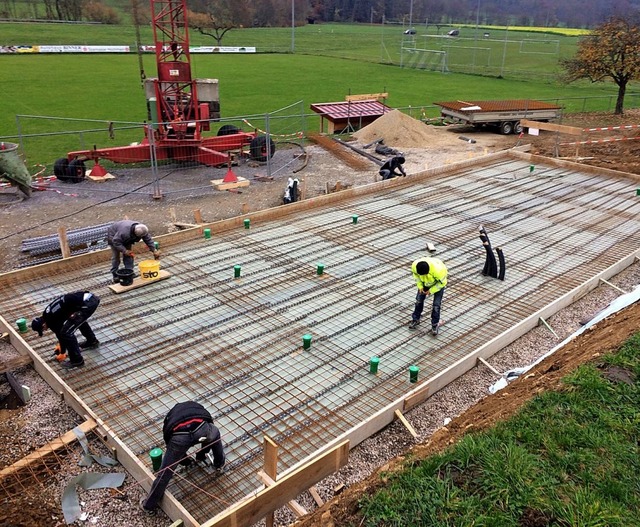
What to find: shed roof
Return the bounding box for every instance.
[310,100,391,120]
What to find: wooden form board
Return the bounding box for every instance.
[0,418,97,480]
[210,177,250,191]
[0,354,33,375]
[108,270,171,294]
[345,92,388,102]
[201,440,349,527]
[520,119,583,136]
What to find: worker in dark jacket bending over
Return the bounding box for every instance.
[31,291,100,369]
[107,219,160,284]
[140,401,226,514]
[379,155,406,180]
[409,257,448,335]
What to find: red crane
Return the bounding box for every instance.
[56,0,273,181]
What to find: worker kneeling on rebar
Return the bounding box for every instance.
[31,291,100,369]
[379,155,406,180]
[140,401,226,515]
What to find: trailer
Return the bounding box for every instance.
[433,99,562,135]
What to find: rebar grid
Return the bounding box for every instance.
[3,157,640,522]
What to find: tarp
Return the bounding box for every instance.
[489,285,640,393]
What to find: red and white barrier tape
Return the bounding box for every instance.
[560,136,640,146]
[241,119,304,139]
[583,124,640,132]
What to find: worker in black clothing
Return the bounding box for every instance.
[31,291,100,369]
[140,401,225,514]
[379,155,406,180]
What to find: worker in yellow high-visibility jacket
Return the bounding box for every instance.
[409,257,448,335]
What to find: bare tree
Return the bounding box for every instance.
[188,2,237,45]
[561,17,640,114]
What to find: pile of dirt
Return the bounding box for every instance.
[353,109,454,149]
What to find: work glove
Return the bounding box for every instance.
[54,343,67,362]
[153,250,161,260]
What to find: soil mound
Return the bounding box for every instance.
[353,109,453,149]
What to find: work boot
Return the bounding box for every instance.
[61,359,85,369]
[139,497,156,516]
[79,339,100,350]
[431,325,439,336]
[408,319,420,329]
[213,458,226,474]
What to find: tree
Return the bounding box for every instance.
[188,1,244,45]
[561,17,640,115]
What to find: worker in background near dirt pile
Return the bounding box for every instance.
[379,155,406,180]
[141,401,226,514]
[31,291,100,369]
[107,220,160,284]
[409,257,448,335]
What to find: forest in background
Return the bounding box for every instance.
[1,0,639,29]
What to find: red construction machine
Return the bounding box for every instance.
[54,0,274,181]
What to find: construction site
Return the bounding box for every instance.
[2,99,640,525]
[2,0,640,522]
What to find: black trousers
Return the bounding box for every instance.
[58,294,100,363]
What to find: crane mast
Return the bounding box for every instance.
[150,0,200,140]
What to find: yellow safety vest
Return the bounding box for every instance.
[411,257,448,294]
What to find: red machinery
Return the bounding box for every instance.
[55,0,274,181]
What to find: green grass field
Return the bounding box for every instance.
[0,21,637,167]
[358,335,640,526]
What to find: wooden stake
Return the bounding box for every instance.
[170,207,177,223]
[57,226,71,259]
[477,356,501,376]
[599,278,628,294]
[193,209,203,224]
[263,435,278,527]
[538,317,559,339]
[308,486,324,507]
[394,409,417,439]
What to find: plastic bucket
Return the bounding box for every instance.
[116,268,135,286]
[139,260,160,281]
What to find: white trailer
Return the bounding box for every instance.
[434,99,562,135]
